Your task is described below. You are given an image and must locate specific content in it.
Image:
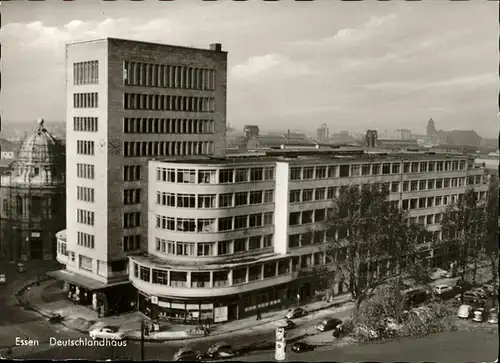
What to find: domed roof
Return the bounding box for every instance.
[18,118,64,165]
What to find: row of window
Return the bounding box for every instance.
[77,163,95,179]
[155,212,274,232]
[77,186,95,203]
[155,190,274,208]
[76,140,95,155]
[123,212,141,229]
[156,167,275,184]
[73,61,99,85]
[123,93,215,112]
[123,117,215,134]
[289,209,327,226]
[289,159,469,180]
[289,230,327,248]
[74,93,98,108]
[123,140,214,158]
[123,165,142,182]
[154,234,274,257]
[123,61,216,90]
[123,189,141,205]
[77,231,95,249]
[123,235,141,252]
[76,208,95,226]
[74,117,98,132]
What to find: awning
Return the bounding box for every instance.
[47,270,131,291]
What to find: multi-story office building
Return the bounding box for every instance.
[54,38,227,314]
[126,149,488,324]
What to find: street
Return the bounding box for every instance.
[16,307,354,360]
[241,331,499,363]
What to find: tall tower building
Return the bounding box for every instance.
[58,38,227,308]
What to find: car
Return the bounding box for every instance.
[16,263,25,273]
[455,279,473,293]
[316,317,342,332]
[0,274,6,284]
[89,326,126,340]
[472,287,488,299]
[172,348,202,362]
[285,307,308,319]
[291,341,316,353]
[403,288,430,308]
[429,268,451,280]
[205,342,236,359]
[455,291,484,305]
[433,284,453,295]
[482,284,495,295]
[472,308,485,322]
[487,308,498,324]
[457,304,473,319]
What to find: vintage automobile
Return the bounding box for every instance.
[291,341,316,353]
[316,317,342,332]
[285,307,308,319]
[89,326,126,340]
[472,308,485,323]
[487,308,498,324]
[457,304,473,319]
[172,348,202,362]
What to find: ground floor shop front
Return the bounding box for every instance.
[135,273,344,325]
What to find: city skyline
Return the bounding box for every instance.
[1,1,497,136]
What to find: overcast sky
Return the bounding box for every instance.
[1,0,497,136]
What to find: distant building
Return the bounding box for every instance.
[244,125,260,140]
[377,139,419,150]
[395,128,412,140]
[365,130,378,148]
[0,119,66,261]
[316,124,329,143]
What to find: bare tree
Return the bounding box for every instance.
[440,188,487,298]
[325,183,429,319]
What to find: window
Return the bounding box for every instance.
[249,213,262,227]
[250,168,264,181]
[316,166,327,179]
[435,196,442,206]
[198,194,216,208]
[249,190,263,204]
[76,140,95,155]
[264,167,275,180]
[76,209,94,226]
[177,194,196,208]
[382,163,391,175]
[123,165,141,181]
[392,163,400,174]
[177,169,196,183]
[339,165,350,178]
[443,178,450,188]
[315,188,326,200]
[139,266,150,281]
[123,212,141,228]
[73,61,99,85]
[157,192,175,206]
[79,255,93,272]
[73,93,98,108]
[302,210,313,224]
[361,164,371,176]
[218,217,233,231]
[419,180,426,191]
[314,209,326,222]
[77,163,95,179]
[302,232,312,246]
[124,93,214,112]
[177,218,196,232]
[234,238,246,253]
[313,230,325,244]
[218,240,231,255]
[235,192,248,206]
[74,117,98,132]
[123,117,214,135]
[303,167,314,179]
[123,189,141,205]
[289,212,300,226]
[403,162,411,173]
[197,218,216,232]
[234,215,248,229]
[263,190,274,203]
[290,167,302,180]
[428,161,435,172]
[327,187,337,199]
[436,179,443,188]
[77,186,95,203]
[263,234,272,248]
[219,169,234,183]
[77,232,95,249]
[420,162,428,172]
[123,235,141,252]
[152,269,169,285]
[410,181,418,191]
[427,196,434,207]
[302,189,314,202]
[249,236,261,250]
[263,212,273,225]
[351,165,361,177]
[436,161,444,171]
[197,243,214,256]
[198,170,216,184]
[411,162,419,173]
[418,198,426,209]
[328,165,338,178]
[235,169,249,182]
[372,164,381,175]
[289,234,300,248]
[391,182,400,193]
[219,193,233,208]
[289,190,301,203]
[428,179,435,189]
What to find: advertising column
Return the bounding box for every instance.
[275,326,286,361]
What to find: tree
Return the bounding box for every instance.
[483,175,499,303]
[324,183,430,319]
[440,188,487,296]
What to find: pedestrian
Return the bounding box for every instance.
[256,309,262,321]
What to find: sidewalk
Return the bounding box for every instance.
[22,278,353,341]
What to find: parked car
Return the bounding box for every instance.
[403,288,430,308]
[205,343,236,359]
[433,284,453,295]
[455,291,484,305]
[173,348,202,362]
[457,304,473,319]
[16,263,25,273]
[455,279,473,293]
[487,308,498,324]
[275,319,296,329]
[0,273,6,284]
[430,268,451,280]
[482,284,495,295]
[472,308,485,322]
[285,307,308,319]
[316,317,342,332]
[291,341,316,353]
[472,287,488,299]
[89,326,126,340]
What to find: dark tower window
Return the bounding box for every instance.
[16,196,23,216]
[33,167,40,176]
[31,197,42,217]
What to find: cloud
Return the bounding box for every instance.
[231,53,314,80]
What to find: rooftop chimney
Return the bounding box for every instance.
[209,43,222,52]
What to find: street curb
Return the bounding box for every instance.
[126,296,353,343]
